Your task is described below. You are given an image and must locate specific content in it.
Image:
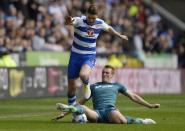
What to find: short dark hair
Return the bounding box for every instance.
[103,65,115,75]
[87,5,98,15]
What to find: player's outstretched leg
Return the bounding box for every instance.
[141,118,156,124]
[83,83,91,99]
[67,80,77,106]
[126,116,156,124]
[56,103,84,114]
[80,64,92,99]
[56,103,76,112]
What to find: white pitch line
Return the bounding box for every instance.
[0,112,54,119]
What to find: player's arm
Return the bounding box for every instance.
[51,112,70,121]
[65,16,81,26]
[65,16,74,25]
[107,26,128,41]
[125,90,160,108]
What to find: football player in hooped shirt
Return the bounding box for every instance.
[65,5,128,106]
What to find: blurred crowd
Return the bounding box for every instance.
[0,0,184,66]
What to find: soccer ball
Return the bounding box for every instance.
[72,113,88,123]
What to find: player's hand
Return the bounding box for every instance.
[65,16,74,25]
[149,103,160,108]
[51,112,69,121]
[120,35,128,41]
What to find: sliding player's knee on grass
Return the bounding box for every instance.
[108,110,127,124]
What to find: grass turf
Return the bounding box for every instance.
[0,94,185,131]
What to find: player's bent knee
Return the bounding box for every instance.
[120,118,127,124]
[79,73,89,79]
[110,118,127,124]
[108,111,127,124]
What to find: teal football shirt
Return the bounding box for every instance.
[90,82,127,110]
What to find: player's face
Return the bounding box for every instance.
[102,68,114,83]
[87,14,97,25]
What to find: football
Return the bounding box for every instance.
[72,113,88,123]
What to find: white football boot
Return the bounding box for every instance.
[142,118,156,124]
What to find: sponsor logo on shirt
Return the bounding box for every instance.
[87,28,94,37]
[95,85,113,89]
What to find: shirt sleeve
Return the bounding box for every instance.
[72,17,81,27]
[101,20,110,31]
[116,83,128,95]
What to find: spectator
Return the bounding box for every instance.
[0,0,183,67]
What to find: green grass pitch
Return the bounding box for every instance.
[0,94,185,131]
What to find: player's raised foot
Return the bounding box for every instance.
[56,103,69,111]
[56,103,77,113]
[83,84,91,99]
[142,118,156,124]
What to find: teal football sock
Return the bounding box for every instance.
[125,116,143,124]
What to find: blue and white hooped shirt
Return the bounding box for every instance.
[71,16,110,55]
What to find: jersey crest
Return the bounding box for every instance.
[87,28,94,37]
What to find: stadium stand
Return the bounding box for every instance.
[0,0,184,68]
